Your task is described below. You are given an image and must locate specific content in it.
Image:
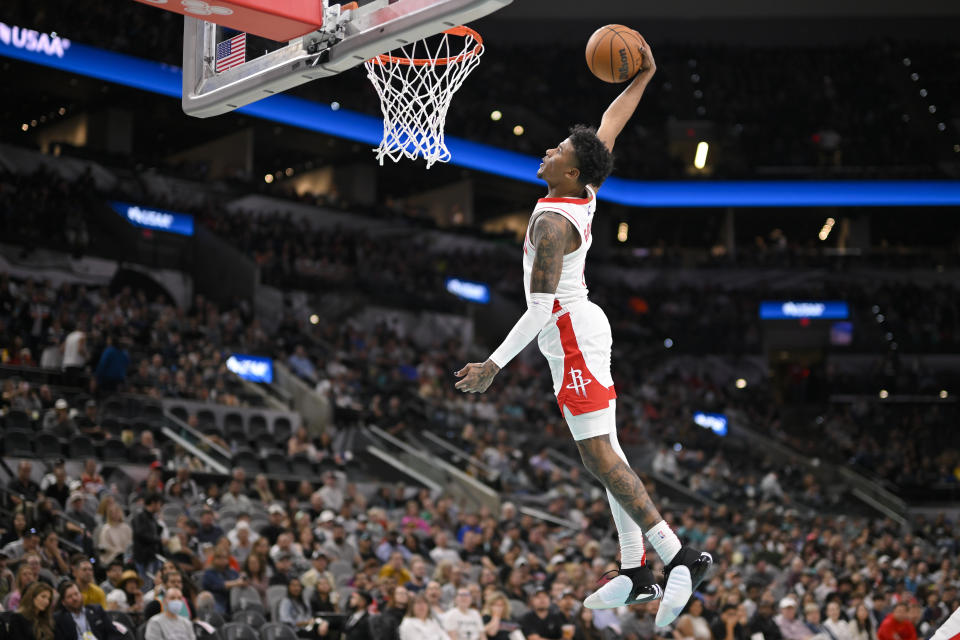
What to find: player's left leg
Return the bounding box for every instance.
[575,423,712,624]
[574,401,660,609]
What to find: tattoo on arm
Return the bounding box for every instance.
[529,212,571,295]
[576,435,663,530]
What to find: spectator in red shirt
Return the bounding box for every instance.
[878,603,917,640]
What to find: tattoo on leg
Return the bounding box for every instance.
[577,436,663,530]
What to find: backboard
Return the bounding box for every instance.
[155,0,513,117]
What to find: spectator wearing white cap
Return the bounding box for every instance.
[42,398,77,438]
[259,504,287,545]
[776,598,813,640]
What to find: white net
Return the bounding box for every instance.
[364,27,484,169]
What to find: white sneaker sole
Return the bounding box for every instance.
[583,578,662,610]
[655,565,691,627]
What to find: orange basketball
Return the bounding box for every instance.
[585,25,645,83]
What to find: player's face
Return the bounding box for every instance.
[538,138,577,184]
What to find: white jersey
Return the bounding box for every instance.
[522,185,596,308]
[523,185,616,420]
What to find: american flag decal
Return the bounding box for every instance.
[215,32,246,72]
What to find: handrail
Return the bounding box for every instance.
[160,426,230,475]
[647,470,721,509]
[517,506,579,531]
[367,425,500,509]
[546,448,581,469]
[736,423,907,519]
[365,446,443,494]
[163,410,233,461]
[419,431,497,477]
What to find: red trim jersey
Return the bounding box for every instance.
[524,186,616,417]
[523,186,596,308]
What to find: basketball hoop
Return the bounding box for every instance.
[364,26,484,168]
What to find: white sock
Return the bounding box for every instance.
[647,520,682,565]
[619,530,647,569]
[602,401,647,569]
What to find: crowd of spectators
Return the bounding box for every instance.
[0,447,958,640]
[0,272,269,407]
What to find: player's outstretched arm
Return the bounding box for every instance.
[595,33,657,153]
[455,213,571,393]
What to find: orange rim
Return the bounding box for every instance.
[369,26,483,66]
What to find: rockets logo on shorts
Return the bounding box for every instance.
[566,368,592,397]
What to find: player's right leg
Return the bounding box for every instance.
[575,428,712,624]
[568,402,661,610]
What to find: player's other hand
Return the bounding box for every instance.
[454,360,501,393]
[634,32,656,78]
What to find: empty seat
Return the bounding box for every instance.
[5,410,31,431]
[103,397,126,418]
[225,420,248,445]
[232,449,261,475]
[259,623,298,640]
[197,409,217,428]
[290,455,313,478]
[253,434,277,455]
[248,414,268,434]
[34,432,62,458]
[247,419,269,441]
[101,439,129,463]
[5,428,33,456]
[221,623,260,640]
[69,435,96,459]
[262,453,288,475]
[230,609,266,629]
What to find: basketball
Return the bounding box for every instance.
[585,24,645,83]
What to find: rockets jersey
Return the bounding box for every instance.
[522,185,596,307]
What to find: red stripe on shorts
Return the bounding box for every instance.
[553,303,616,416]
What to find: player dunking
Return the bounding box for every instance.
[455,34,711,624]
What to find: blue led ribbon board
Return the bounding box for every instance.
[4,23,960,208]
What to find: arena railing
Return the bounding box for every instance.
[365,424,500,513]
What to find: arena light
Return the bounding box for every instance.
[445,277,490,304]
[940,390,949,399]
[879,389,889,399]
[490,110,502,122]
[735,378,747,389]
[20,123,28,131]
[309,314,319,325]
[226,353,274,384]
[818,217,835,241]
[513,125,524,136]
[109,201,194,236]
[694,141,709,169]
[5,32,960,208]
[693,412,728,436]
[264,174,274,184]
[760,301,848,320]
[617,222,629,243]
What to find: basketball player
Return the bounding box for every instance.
[454,33,711,625]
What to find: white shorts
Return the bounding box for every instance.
[538,298,617,440]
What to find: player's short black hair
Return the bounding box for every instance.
[568,124,614,187]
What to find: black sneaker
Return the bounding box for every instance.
[655,547,713,626]
[584,564,664,610]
